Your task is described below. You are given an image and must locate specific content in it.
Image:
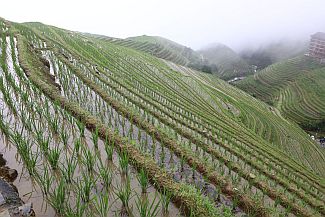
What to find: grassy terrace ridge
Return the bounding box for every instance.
[87,34,201,67]
[236,56,325,134]
[16,33,225,217]
[1,18,325,216]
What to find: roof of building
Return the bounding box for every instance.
[311,32,325,40]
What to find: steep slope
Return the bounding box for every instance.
[90,34,202,67]
[198,44,252,80]
[26,22,325,176]
[89,34,220,74]
[127,35,202,65]
[236,56,325,134]
[0,18,324,216]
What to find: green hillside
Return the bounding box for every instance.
[0,18,324,216]
[127,35,203,65]
[198,44,252,80]
[236,56,325,134]
[90,34,202,67]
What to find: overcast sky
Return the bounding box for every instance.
[1,0,325,50]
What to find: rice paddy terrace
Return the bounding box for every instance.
[0,18,324,217]
[236,56,325,135]
[90,34,201,67]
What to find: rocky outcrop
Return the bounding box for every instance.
[0,154,35,216]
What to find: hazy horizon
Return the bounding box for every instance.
[1,0,325,51]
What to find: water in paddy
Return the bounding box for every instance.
[0,31,246,216]
[0,35,181,216]
[0,132,56,216]
[0,128,181,217]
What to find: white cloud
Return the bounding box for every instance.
[1,0,325,49]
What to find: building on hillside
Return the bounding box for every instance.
[309,32,325,63]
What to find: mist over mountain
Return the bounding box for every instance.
[238,39,309,69]
[198,43,251,79]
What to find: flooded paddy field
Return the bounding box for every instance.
[0,19,323,217]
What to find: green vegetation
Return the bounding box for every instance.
[198,43,252,80]
[236,56,325,134]
[90,34,219,74]
[0,17,324,217]
[90,34,200,66]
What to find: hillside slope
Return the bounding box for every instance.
[24,21,325,175]
[236,56,325,134]
[0,18,324,216]
[90,34,202,67]
[198,44,252,80]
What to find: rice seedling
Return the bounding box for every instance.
[76,119,85,137]
[160,188,173,214]
[49,179,66,214]
[137,168,149,193]
[135,192,161,217]
[77,172,94,203]
[60,127,69,146]
[72,196,87,217]
[104,131,114,161]
[119,150,129,176]
[99,165,112,189]
[48,145,60,170]
[74,138,82,154]
[49,117,59,134]
[26,147,39,175]
[39,166,53,196]
[39,135,50,155]
[91,127,99,149]
[114,177,132,214]
[82,147,95,173]
[94,192,111,217]
[104,141,114,161]
[61,155,77,184]
[0,114,10,137]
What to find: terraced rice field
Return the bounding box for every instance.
[236,56,325,134]
[91,35,198,66]
[0,18,324,216]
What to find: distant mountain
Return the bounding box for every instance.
[240,39,308,70]
[198,44,252,80]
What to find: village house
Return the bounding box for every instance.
[309,32,325,63]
